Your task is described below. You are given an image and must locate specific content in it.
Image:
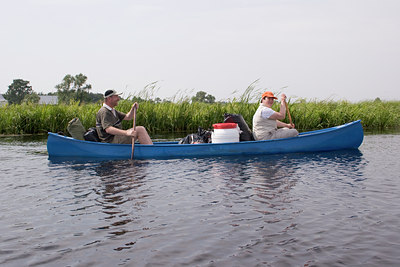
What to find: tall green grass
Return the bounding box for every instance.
[288,99,400,130]
[0,99,399,135]
[0,102,100,135]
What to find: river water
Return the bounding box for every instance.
[0,133,399,266]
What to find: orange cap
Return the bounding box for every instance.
[261,91,277,99]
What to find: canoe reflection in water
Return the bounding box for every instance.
[204,149,365,221]
[92,160,151,239]
[46,149,365,261]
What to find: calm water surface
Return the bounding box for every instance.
[0,133,399,266]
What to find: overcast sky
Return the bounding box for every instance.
[1,0,399,102]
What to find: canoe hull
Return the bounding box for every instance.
[47,120,364,159]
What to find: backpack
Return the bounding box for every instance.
[223,113,255,141]
[84,127,100,142]
[179,127,212,144]
[67,118,86,140]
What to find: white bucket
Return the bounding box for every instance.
[211,123,240,143]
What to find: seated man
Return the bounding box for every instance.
[96,90,153,144]
[252,91,299,140]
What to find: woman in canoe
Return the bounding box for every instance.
[96,90,153,144]
[252,91,298,140]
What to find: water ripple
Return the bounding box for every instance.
[1,135,400,266]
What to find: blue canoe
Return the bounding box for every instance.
[47,120,364,160]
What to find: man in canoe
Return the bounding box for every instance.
[252,91,298,140]
[96,90,153,144]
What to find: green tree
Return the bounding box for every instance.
[191,91,216,103]
[23,92,40,104]
[4,79,33,104]
[56,73,92,104]
[86,92,104,103]
[205,94,216,103]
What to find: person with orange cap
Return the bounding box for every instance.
[252,91,298,140]
[96,89,153,144]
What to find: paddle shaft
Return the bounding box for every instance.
[284,101,293,126]
[131,107,137,160]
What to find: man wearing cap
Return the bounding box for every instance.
[96,90,153,144]
[252,91,298,140]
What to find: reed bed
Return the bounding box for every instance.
[0,100,399,136]
[289,99,400,131]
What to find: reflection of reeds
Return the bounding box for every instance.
[1,97,399,135]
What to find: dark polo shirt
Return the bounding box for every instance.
[96,105,126,143]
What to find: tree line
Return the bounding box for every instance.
[2,74,217,105]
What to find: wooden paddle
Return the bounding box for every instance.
[284,101,293,126]
[131,106,137,160]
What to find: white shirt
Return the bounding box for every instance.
[260,106,275,119]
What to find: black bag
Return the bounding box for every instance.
[197,127,212,143]
[223,113,254,141]
[84,127,100,142]
[179,127,212,144]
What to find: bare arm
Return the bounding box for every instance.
[105,126,138,139]
[124,102,139,121]
[269,93,295,129]
[277,120,295,129]
[268,94,287,120]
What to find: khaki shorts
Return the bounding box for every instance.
[256,128,299,140]
[111,135,133,144]
[272,128,299,139]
